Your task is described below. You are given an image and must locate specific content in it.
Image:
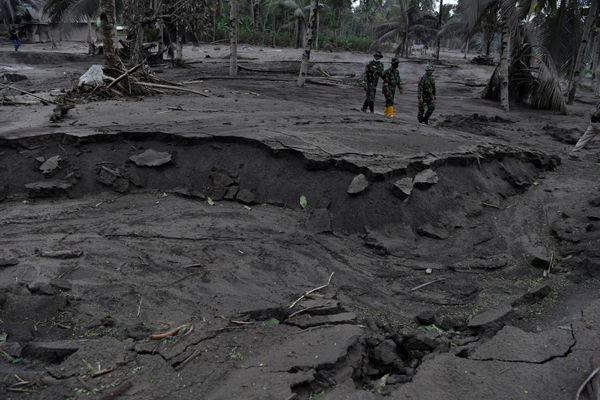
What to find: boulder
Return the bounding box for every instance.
[129,149,172,167]
[415,311,436,326]
[413,169,438,188]
[347,174,369,195]
[371,339,399,365]
[391,177,413,200]
[236,189,256,205]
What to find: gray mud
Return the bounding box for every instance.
[1,44,600,400]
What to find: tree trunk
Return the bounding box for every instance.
[464,35,469,58]
[298,0,318,87]
[250,0,256,29]
[435,0,443,60]
[314,10,319,50]
[100,0,119,68]
[175,23,183,61]
[498,18,510,111]
[229,0,238,76]
[567,0,599,104]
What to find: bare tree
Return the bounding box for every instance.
[230,0,238,76]
[435,0,443,60]
[298,0,318,87]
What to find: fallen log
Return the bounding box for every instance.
[131,82,209,97]
[0,82,59,105]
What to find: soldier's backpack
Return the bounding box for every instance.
[591,103,600,123]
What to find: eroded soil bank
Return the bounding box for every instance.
[1,44,600,400]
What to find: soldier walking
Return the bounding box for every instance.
[361,51,384,113]
[417,64,436,124]
[382,58,403,117]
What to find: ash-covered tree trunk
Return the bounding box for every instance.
[297,0,318,87]
[100,0,120,68]
[567,0,599,104]
[435,0,443,60]
[126,0,147,65]
[463,35,469,59]
[175,22,183,61]
[229,0,238,76]
[498,12,510,111]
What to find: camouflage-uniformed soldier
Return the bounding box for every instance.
[361,51,384,113]
[382,58,402,117]
[417,64,436,124]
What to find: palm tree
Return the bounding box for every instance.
[373,0,438,57]
[566,0,598,104]
[1,0,41,24]
[298,0,318,86]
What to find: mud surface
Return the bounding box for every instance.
[1,43,600,400]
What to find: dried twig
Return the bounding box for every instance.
[174,349,201,371]
[286,305,320,321]
[481,202,503,210]
[218,315,254,325]
[410,278,446,292]
[92,367,114,378]
[149,323,193,339]
[182,263,205,269]
[131,82,209,97]
[0,82,59,105]
[591,356,600,400]
[575,367,600,400]
[98,380,132,400]
[289,272,335,309]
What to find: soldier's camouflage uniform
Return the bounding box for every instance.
[417,73,436,123]
[382,67,402,107]
[362,59,384,113]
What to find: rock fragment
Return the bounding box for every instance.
[417,222,449,240]
[0,258,19,268]
[25,180,72,198]
[372,339,399,365]
[413,169,438,188]
[27,282,59,296]
[236,189,256,204]
[467,304,513,329]
[415,311,436,326]
[391,177,413,199]
[129,149,172,167]
[39,156,61,175]
[347,174,369,195]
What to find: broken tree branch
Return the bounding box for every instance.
[105,62,144,90]
[98,380,132,400]
[289,272,335,309]
[174,349,201,371]
[410,278,446,292]
[149,323,193,339]
[131,82,209,97]
[575,367,600,400]
[0,82,59,105]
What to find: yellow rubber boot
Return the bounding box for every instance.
[383,106,389,116]
[389,106,395,118]
[384,106,391,117]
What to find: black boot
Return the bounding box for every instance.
[369,101,375,113]
[417,115,423,123]
[361,100,369,112]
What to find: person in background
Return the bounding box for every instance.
[9,26,20,51]
[361,51,384,113]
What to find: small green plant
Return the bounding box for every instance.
[266,318,280,325]
[309,392,325,400]
[422,324,444,333]
[299,195,308,210]
[0,350,21,364]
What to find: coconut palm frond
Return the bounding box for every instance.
[374,21,402,37]
[437,21,467,38]
[409,23,438,36]
[373,28,400,43]
[527,49,566,113]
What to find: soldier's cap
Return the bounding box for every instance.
[391,58,400,64]
[425,64,435,71]
[373,51,384,58]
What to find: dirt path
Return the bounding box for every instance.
[1,44,599,400]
